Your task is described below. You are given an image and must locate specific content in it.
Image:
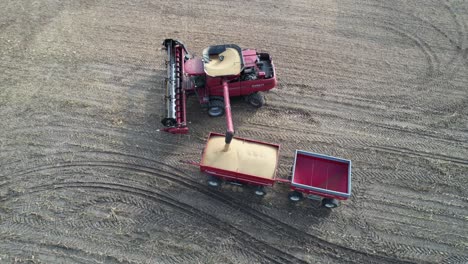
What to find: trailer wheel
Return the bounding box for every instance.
[247,92,265,108]
[207,176,221,187]
[208,100,225,117]
[288,191,303,202]
[254,186,266,196]
[322,198,339,209]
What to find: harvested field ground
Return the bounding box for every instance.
[1,0,467,263]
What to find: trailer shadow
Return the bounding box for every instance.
[222,182,333,218]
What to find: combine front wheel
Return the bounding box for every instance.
[208,100,225,117]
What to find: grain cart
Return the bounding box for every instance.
[188,133,352,209]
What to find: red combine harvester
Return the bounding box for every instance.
[161,39,277,144]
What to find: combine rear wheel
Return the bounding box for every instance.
[247,92,265,108]
[208,100,225,117]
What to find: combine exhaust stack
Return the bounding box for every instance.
[161,39,188,134]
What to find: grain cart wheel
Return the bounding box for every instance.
[288,191,303,202]
[207,176,221,187]
[254,186,266,196]
[247,92,265,108]
[208,100,225,117]
[322,198,339,209]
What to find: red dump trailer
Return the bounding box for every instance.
[287,150,352,208]
[190,133,352,208]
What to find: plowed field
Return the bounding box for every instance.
[1,0,467,263]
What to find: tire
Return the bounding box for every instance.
[208,100,225,117]
[161,117,176,127]
[247,92,265,108]
[254,186,266,196]
[322,198,339,209]
[207,176,221,187]
[288,191,303,202]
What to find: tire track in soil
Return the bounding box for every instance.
[336,17,437,86]
[358,167,462,194]
[373,22,439,84]
[253,97,468,150]
[371,123,468,145]
[440,0,466,49]
[360,0,466,80]
[318,104,468,146]
[357,180,468,255]
[442,255,468,264]
[245,115,466,153]
[3,154,421,264]
[81,195,173,229]
[360,210,468,262]
[0,124,193,154]
[365,183,468,223]
[339,14,466,118]
[349,190,466,263]
[1,192,246,263]
[1,198,149,252]
[362,1,464,49]
[0,238,132,264]
[364,198,467,236]
[240,123,466,181]
[370,145,468,166]
[369,212,468,249]
[29,181,307,264]
[3,162,312,264]
[243,106,468,171]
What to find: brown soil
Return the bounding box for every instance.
[0,0,467,263]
